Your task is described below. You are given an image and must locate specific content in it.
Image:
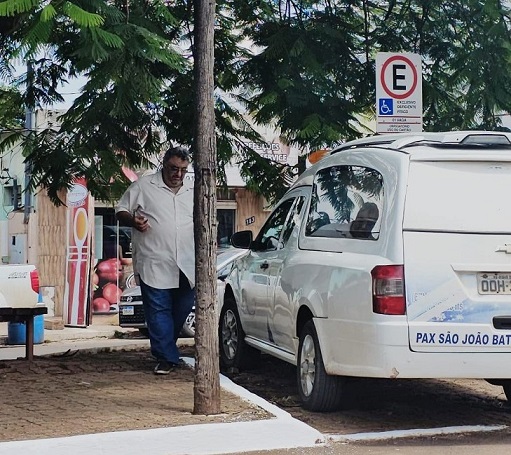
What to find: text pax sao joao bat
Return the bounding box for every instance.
[415,331,511,346]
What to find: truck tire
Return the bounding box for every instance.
[297,320,344,412]
[502,381,511,401]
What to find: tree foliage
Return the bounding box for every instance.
[1,0,511,205]
[0,85,24,129]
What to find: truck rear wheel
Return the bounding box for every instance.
[297,320,344,412]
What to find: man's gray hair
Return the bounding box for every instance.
[163,146,191,164]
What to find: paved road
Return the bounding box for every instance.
[238,429,511,454]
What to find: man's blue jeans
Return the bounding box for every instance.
[140,272,194,364]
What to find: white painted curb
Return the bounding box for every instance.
[328,424,508,443]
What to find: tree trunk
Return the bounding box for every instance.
[192,0,220,414]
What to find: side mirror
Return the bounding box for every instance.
[230,230,253,249]
[217,271,229,282]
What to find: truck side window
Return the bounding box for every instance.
[305,165,384,240]
[281,196,305,245]
[253,198,295,251]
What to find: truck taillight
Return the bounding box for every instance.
[30,269,40,294]
[372,265,405,315]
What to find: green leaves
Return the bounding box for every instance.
[39,4,56,22]
[62,2,104,27]
[0,86,25,129]
[0,0,39,16]
[0,0,189,205]
[3,0,511,207]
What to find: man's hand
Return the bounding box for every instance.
[116,210,149,232]
[133,215,149,232]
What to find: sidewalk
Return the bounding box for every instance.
[0,320,153,360]
[0,319,326,455]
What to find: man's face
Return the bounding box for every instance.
[162,156,189,188]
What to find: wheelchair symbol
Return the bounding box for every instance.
[379,98,393,115]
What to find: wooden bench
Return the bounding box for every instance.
[0,307,48,361]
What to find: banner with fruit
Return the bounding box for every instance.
[92,251,133,315]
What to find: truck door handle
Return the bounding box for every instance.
[260,262,269,270]
[493,317,511,330]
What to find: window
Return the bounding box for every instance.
[3,184,22,208]
[281,196,305,245]
[305,165,384,240]
[103,225,132,258]
[217,188,236,200]
[217,209,235,249]
[253,199,295,251]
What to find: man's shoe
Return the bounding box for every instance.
[154,361,174,375]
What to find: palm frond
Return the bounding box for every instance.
[25,15,52,43]
[62,2,104,28]
[92,26,123,48]
[40,3,56,22]
[0,0,39,16]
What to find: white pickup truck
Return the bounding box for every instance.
[0,265,40,308]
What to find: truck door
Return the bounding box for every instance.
[238,197,296,340]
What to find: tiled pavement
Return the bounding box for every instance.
[0,322,324,455]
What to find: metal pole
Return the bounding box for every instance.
[23,60,35,224]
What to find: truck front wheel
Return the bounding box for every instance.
[219,296,259,371]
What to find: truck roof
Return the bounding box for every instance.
[290,130,511,191]
[331,131,511,154]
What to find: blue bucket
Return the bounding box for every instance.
[7,314,45,345]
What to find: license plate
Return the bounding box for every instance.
[477,273,511,295]
[121,305,134,316]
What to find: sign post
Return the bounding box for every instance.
[376,52,422,134]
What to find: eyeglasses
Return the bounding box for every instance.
[165,165,189,175]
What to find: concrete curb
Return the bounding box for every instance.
[327,424,508,443]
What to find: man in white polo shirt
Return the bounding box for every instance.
[116,146,194,374]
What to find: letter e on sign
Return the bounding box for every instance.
[379,54,418,99]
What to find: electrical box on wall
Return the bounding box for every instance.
[9,234,27,264]
[3,183,22,209]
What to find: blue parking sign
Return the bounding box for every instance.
[379,98,393,115]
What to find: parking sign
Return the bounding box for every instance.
[376,52,422,134]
